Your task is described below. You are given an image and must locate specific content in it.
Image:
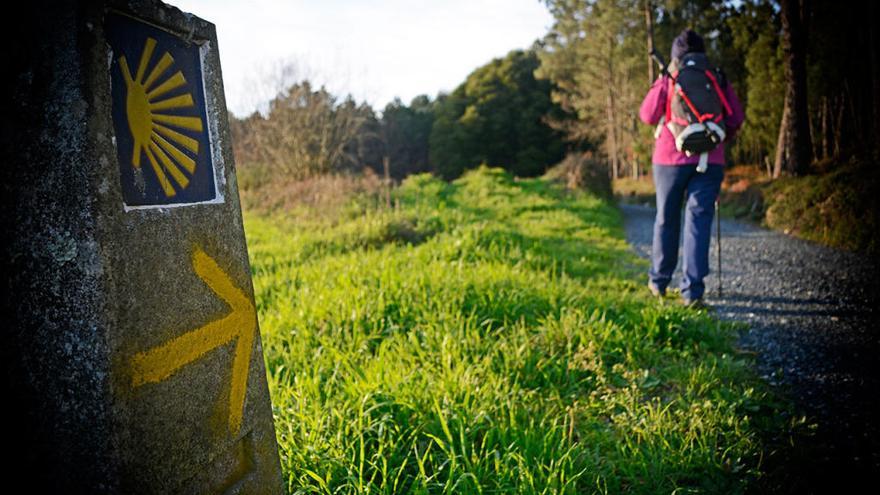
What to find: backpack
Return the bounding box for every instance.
[664,52,733,172]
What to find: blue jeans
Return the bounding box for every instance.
[649,164,723,300]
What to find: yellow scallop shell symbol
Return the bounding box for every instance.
[118,37,204,197]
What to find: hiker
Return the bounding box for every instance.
[639,29,744,306]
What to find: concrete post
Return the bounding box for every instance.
[1,1,283,493]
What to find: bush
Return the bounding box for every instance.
[238,168,385,217]
[763,159,879,253]
[543,152,613,200]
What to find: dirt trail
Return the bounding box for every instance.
[621,202,879,493]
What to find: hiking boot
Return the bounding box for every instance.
[648,281,666,298]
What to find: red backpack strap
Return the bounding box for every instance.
[705,69,733,116]
[665,71,677,123]
[675,84,708,123]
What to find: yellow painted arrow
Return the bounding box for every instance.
[130,246,256,434]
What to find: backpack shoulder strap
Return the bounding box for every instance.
[665,71,678,124]
[705,69,733,116]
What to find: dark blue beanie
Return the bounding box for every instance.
[671,29,705,61]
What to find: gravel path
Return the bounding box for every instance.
[620,202,880,492]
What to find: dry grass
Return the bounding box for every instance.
[544,152,613,199]
[238,164,387,220]
[613,175,655,204]
[613,163,772,209]
[718,164,771,221]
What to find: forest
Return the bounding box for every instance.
[231,0,878,250]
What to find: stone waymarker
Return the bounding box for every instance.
[2,1,283,493]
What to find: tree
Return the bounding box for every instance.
[773,0,812,177]
[645,0,656,85]
[537,0,646,179]
[428,91,471,179]
[728,0,784,167]
[381,95,434,179]
[805,0,878,162]
[429,49,565,179]
[230,80,375,178]
[872,3,880,159]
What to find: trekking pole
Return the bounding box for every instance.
[716,197,722,298]
[650,49,669,78]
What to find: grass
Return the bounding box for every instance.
[238,164,388,219]
[763,159,879,253]
[612,176,656,206]
[244,166,791,494]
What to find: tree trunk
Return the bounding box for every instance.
[606,36,619,180]
[872,2,880,158]
[820,96,829,160]
[606,91,618,180]
[645,0,655,84]
[383,155,391,209]
[773,0,813,178]
[809,101,817,161]
[833,95,844,159]
[773,95,790,177]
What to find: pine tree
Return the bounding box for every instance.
[537,0,647,179]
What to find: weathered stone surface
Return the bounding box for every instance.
[1,1,283,493]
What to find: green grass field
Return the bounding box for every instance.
[244,167,788,494]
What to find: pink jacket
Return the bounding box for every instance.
[639,75,744,166]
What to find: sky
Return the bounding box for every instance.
[170,0,554,116]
